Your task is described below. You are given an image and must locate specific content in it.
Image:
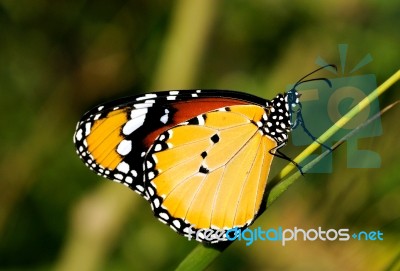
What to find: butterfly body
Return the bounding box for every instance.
[74,88,300,243]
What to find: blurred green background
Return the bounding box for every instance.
[0,0,399,270]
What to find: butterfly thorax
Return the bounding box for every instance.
[261,92,295,145]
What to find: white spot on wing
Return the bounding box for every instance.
[134,103,151,109]
[117,140,132,156]
[125,176,133,184]
[173,220,181,229]
[159,212,169,220]
[114,174,123,180]
[148,172,155,179]
[75,129,83,141]
[197,116,205,125]
[147,186,155,196]
[117,161,130,173]
[154,144,162,152]
[160,114,168,124]
[153,198,161,208]
[136,93,157,101]
[130,108,148,119]
[123,115,145,135]
[167,96,176,100]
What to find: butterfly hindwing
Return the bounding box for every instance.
[144,104,277,242]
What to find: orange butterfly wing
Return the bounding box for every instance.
[144,105,277,241]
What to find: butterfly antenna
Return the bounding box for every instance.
[292,64,337,90]
[294,64,337,152]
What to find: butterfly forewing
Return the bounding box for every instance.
[73,90,271,195]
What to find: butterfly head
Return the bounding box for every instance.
[285,87,302,128]
[285,64,336,130]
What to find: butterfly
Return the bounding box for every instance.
[73,66,333,243]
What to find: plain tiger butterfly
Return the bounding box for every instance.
[73,65,334,243]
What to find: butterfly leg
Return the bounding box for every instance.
[269,142,304,175]
[296,111,332,152]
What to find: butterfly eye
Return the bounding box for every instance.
[286,90,299,110]
[291,102,301,113]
